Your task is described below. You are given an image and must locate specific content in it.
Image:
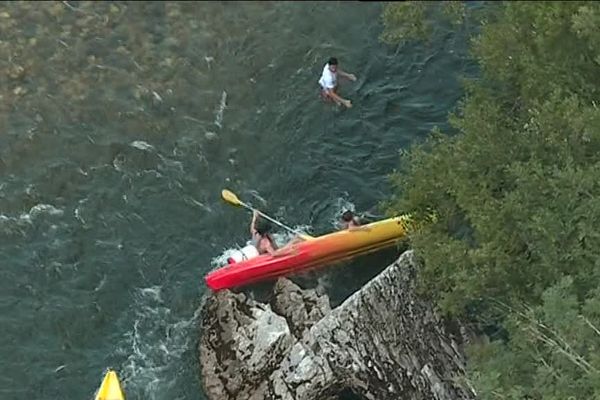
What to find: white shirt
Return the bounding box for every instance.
[318,64,337,90]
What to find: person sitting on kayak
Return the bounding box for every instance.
[251,210,278,255]
[318,57,356,108]
[341,210,373,232]
[250,211,305,257]
[340,210,361,230]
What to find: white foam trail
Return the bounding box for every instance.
[74,208,84,225]
[130,140,155,151]
[214,91,227,129]
[74,198,88,225]
[94,274,107,292]
[151,91,163,103]
[28,204,64,219]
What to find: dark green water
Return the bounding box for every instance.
[0,2,473,399]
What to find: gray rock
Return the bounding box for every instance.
[198,250,477,400]
[271,278,331,340]
[199,290,293,399]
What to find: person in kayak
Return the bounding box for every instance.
[340,209,373,232]
[340,210,361,230]
[250,211,307,257]
[318,57,356,108]
[251,210,278,255]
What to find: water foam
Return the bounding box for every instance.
[119,285,200,400]
[214,91,227,129]
[1,204,63,227]
[130,141,156,152]
[329,197,357,229]
[1,203,64,240]
[28,204,64,219]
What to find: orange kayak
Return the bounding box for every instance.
[205,216,409,291]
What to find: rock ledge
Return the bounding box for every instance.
[199,250,476,400]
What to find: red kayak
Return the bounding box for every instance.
[205,216,408,291]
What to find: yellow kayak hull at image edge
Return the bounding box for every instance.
[94,370,125,400]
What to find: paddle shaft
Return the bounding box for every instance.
[239,200,308,239]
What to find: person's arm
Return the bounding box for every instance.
[338,70,357,81]
[266,243,299,257]
[348,224,371,232]
[348,217,371,232]
[266,237,304,257]
[250,210,258,235]
[325,88,352,108]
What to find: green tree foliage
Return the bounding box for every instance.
[386,0,600,312]
[380,1,466,44]
[469,278,600,399]
[383,1,600,397]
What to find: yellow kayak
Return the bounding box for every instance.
[95,370,125,400]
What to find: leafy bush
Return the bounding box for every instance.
[383,1,600,397]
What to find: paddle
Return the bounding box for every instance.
[221,190,314,240]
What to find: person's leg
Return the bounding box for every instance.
[279,236,305,251]
[288,237,305,245]
[325,86,345,106]
[319,86,332,102]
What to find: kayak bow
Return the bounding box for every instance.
[95,369,125,400]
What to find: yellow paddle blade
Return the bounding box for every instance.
[221,189,242,206]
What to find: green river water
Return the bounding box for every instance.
[0,2,475,399]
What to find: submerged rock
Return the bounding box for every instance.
[198,250,477,400]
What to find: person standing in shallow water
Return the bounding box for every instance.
[318,57,357,108]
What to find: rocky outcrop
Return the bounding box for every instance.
[198,250,477,400]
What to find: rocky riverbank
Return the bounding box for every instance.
[198,250,477,400]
